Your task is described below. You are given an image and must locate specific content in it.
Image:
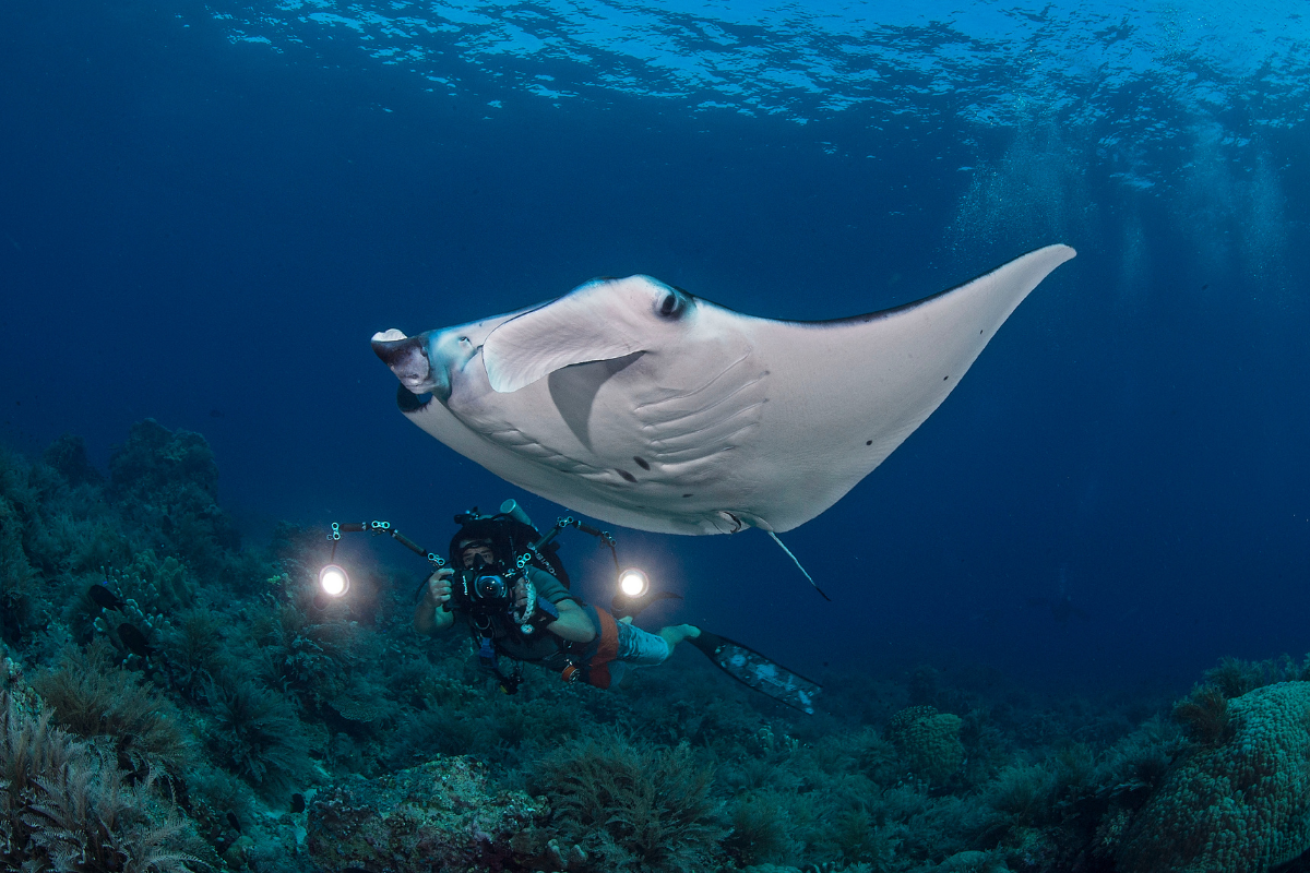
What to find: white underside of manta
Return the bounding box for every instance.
[372,244,1075,536]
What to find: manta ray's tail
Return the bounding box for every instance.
[767,530,831,601]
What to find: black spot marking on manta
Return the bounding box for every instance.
[618,469,638,483]
[866,440,873,446]
[979,329,984,334]
[943,375,950,380]
[682,493,693,498]
[633,456,651,470]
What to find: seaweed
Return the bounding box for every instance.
[158,608,229,704]
[531,732,726,872]
[202,670,315,794]
[723,790,799,865]
[1173,683,1232,746]
[31,640,193,772]
[1,688,210,872]
[1203,654,1304,699]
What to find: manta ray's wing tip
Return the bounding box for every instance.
[1004,244,1075,286]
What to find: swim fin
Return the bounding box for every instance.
[689,631,821,715]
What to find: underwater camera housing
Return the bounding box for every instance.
[470,572,510,602]
[448,550,518,613]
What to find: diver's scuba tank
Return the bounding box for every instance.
[499,498,535,529]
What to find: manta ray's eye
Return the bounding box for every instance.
[656,292,684,319]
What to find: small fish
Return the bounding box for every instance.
[226,811,242,833]
[117,622,154,658]
[115,736,140,782]
[89,583,125,611]
[290,793,306,813]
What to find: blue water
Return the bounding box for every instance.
[2,0,1307,696]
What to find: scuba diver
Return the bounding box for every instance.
[413,508,702,693]
[319,501,819,711]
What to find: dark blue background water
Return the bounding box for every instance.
[3,0,1307,697]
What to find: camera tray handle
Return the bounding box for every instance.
[327,521,447,604]
[329,520,445,568]
[513,516,620,578]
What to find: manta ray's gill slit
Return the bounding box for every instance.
[632,350,757,412]
[481,425,606,476]
[650,416,760,461]
[636,388,765,443]
[637,388,767,449]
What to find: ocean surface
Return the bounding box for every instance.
[3,0,1308,698]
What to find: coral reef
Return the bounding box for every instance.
[108,420,240,575]
[1117,681,1310,873]
[4,422,1307,873]
[888,705,966,784]
[306,756,544,872]
[1203,654,1310,699]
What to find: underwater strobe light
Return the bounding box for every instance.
[318,520,445,609]
[617,567,650,598]
[318,563,350,598]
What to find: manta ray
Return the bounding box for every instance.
[373,245,1075,545]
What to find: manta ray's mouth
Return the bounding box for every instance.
[372,330,449,402]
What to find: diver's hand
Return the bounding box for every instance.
[427,568,454,611]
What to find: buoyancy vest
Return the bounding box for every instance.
[566,606,619,689]
[474,599,622,690]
